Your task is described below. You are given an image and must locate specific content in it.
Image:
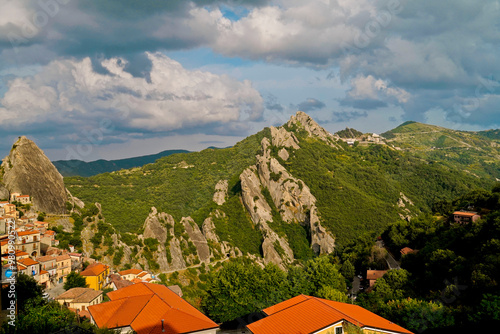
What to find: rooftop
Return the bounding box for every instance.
[366,270,389,280]
[80,263,109,276]
[453,211,479,217]
[88,282,218,334]
[56,287,102,303]
[247,295,411,334]
[248,295,413,334]
[118,268,143,276]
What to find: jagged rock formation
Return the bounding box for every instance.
[182,217,210,263]
[270,126,301,149]
[142,208,186,271]
[1,136,68,214]
[240,136,335,268]
[213,180,228,205]
[287,111,341,148]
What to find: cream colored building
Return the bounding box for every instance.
[56,287,103,312]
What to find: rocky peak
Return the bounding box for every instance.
[1,136,68,214]
[286,111,340,148]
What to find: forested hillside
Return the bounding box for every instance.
[64,113,499,267]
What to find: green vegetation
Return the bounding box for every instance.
[355,185,500,332]
[0,274,112,334]
[201,256,346,323]
[284,132,494,246]
[63,272,89,290]
[65,129,269,233]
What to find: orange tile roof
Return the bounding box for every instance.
[138,272,147,278]
[400,247,414,255]
[37,255,56,263]
[55,254,71,262]
[367,270,388,280]
[88,283,218,334]
[453,211,478,217]
[247,295,413,334]
[17,230,40,236]
[40,270,49,275]
[80,263,108,276]
[118,268,143,276]
[17,258,39,266]
[132,278,143,284]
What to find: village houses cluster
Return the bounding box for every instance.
[0,194,160,308]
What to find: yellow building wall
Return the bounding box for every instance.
[84,270,109,290]
[84,276,100,291]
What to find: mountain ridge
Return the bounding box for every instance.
[61,112,499,272]
[53,149,191,177]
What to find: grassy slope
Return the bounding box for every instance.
[65,129,269,233]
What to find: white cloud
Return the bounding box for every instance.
[0,52,263,134]
[347,75,410,104]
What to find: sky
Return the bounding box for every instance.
[0,0,499,161]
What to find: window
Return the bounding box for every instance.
[335,327,343,334]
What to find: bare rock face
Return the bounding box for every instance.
[1,136,68,214]
[287,111,340,148]
[0,184,9,200]
[202,216,220,243]
[270,126,300,149]
[240,136,336,263]
[182,217,211,263]
[143,207,169,243]
[213,179,228,205]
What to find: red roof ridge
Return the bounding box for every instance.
[312,297,365,327]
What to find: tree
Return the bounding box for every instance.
[379,298,454,333]
[305,256,347,293]
[340,259,355,282]
[315,286,348,303]
[63,272,88,290]
[14,273,43,313]
[372,269,412,302]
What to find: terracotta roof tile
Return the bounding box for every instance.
[248,295,413,334]
[56,288,95,300]
[55,254,71,262]
[90,283,218,334]
[453,211,479,217]
[80,263,108,276]
[17,230,40,236]
[367,270,388,280]
[17,258,38,266]
[36,255,56,263]
[118,268,143,276]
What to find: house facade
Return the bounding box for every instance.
[16,230,41,257]
[453,211,481,224]
[80,263,110,291]
[56,287,103,312]
[56,254,72,283]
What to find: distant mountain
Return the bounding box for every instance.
[335,127,364,139]
[53,149,190,177]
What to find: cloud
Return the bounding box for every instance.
[339,75,410,110]
[1,0,500,131]
[0,52,263,146]
[297,98,326,112]
[331,110,368,123]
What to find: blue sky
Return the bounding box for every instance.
[0,0,499,161]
